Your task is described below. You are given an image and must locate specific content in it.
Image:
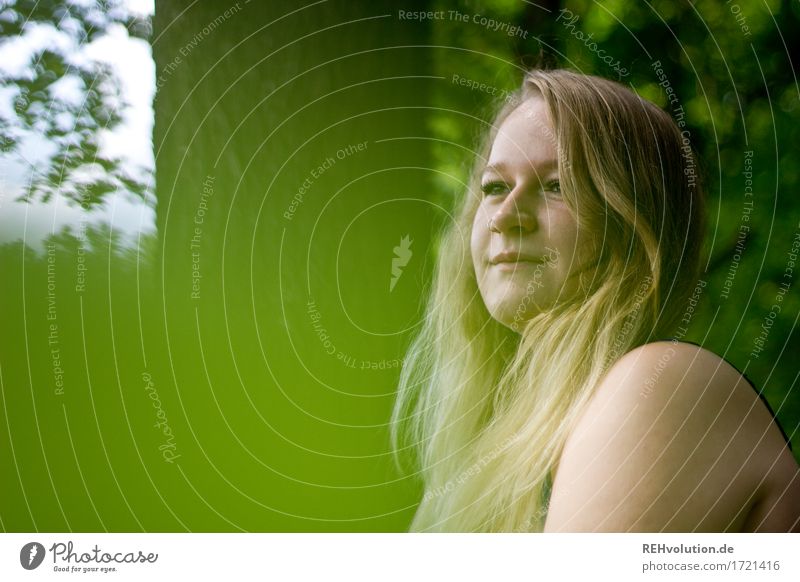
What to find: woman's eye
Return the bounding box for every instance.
[543,179,561,196]
[480,181,510,196]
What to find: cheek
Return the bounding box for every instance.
[546,209,582,256]
[470,207,490,267]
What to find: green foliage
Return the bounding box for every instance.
[0,0,151,207]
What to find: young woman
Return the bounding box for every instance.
[391,69,800,532]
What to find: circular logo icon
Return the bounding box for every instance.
[20,542,46,570]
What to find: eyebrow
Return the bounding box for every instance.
[481,162,509,175]
[481,159,559,176]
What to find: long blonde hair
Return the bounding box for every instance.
[391,69,705,531]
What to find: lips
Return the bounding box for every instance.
[490,250,544,265]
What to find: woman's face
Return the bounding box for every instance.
[471,97,591,330]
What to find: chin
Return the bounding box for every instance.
[484,295,539,332]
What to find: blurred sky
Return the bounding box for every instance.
[0,0,155,250]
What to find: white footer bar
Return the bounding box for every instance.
[1,533,797,581]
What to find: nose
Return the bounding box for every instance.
[489,188,538,234]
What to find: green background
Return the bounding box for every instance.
[1,0,798,531]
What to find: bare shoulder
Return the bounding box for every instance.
[544,341,800,532]
[601,341,756,411]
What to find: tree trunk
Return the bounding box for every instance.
[151,0,434,530]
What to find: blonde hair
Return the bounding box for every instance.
[391,69,705,531]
